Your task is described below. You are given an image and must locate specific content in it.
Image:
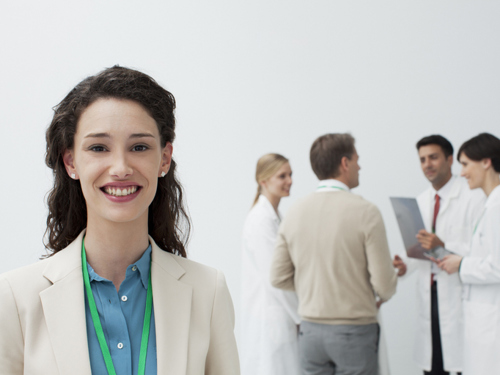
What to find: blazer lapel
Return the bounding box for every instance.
[40,231,92,375]
[150,239,193,375]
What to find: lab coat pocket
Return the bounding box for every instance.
[464,300,498,344]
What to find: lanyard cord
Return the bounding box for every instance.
[317,185,347,191]
[473,209,486,235]
[82,240,153,375]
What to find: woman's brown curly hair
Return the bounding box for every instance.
[44,66,190,257]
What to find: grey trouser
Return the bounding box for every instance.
[299,321,379,375]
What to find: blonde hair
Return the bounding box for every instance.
[253,153,289,206]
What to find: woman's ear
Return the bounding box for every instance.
[159,142,173,177]
[482,158,492,170]
[259,180,267,191]
[63,150,79,180]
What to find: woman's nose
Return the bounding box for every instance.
[109,153,133,178]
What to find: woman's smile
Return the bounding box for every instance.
[101,185,142,202]
[100,181,143,201]
[103,186,139,197]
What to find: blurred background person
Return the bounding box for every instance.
[438,133,500,375]
[393,135,484,375]
[271,134,397,375]
[240,153,301,375]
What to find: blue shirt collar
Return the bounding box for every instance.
[86,244,152,290]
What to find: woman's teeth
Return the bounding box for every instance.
[104,186,138,197]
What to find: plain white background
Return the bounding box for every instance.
[1,1,499,373]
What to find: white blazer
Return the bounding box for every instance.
[406,176,484,372]
[460,185,500,375]
[0,231,240,375]
[240,195,301,375]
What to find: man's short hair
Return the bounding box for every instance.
[416,135,454,158]
[310,133,355,180]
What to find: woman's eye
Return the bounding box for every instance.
[90,145,106,152]
[133,145,149,152]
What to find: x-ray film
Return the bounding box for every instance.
[390,197,452,260]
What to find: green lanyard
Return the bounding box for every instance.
[473,210,486,235]
[82,240,153,375]
[317,185,347,191]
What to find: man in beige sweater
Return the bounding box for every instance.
[270,133,397,375]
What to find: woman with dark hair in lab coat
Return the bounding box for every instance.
[438,132,500,375]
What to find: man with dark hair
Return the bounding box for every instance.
[271,133,397,375]
[393,134,485,375]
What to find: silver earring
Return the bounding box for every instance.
[160,171,166,178]
[70,173,76,179]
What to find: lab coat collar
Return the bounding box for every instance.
[431,175,462,216]
[485,184,500,208]
[432,175,457,201]
[257,194,281,222]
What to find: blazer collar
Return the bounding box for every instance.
[40,230,91,375]
[40,231,192,375]
[150,237,192,374]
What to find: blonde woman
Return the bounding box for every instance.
[240,154,300,375]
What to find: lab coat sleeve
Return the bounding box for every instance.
[270,221,296,292]
[0,276,24,375]
[364,205,398,301]
[248,219,300,323]
[205,270,241,375]
[460,209,500,284]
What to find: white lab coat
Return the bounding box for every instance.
[240,195,301,375]
[459,185,500,375]
[405,176,485,372]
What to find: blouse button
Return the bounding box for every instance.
[117,343,124,349]
[121,295,128,302]
[132,266,138,271]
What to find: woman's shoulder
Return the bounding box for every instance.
[0,259,54,311]
[243,198,278,228]
[0,259,51,286]
[152,248,222,285]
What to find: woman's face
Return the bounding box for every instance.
[261,162,293,199]
[63,98,172,226]
[459,152,486,190]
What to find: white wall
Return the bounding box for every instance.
[1,1,499,373]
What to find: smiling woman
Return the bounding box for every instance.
[240,153,301,375]
[0,66,240,375]
[437,133,500,375]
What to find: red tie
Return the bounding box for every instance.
[431,194,440,285]
[432,194,440,234]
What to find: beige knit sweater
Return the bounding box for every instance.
[270,191,397,325]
